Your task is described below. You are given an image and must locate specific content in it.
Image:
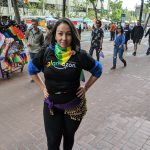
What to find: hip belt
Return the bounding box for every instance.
[44,97,81,110]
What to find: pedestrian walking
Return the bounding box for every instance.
[131,21,144,56]
[109,22,116,41]
[111,25,127,70]
[25,19,44,60]
[124,23,131,51]
[104,24,108,32]
[25,19,44,82]
[77,24,82,38]
[145,27,150,55]
[28,18,102,150]
[89,20,104,61]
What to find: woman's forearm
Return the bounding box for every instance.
[84,75,98,92]
[31,74,46,91]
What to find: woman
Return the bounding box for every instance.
[28,18,102,150]
[111,25,127,70]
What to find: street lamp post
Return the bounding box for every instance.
[139,0,144,23]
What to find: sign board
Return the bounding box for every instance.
[121,14,126,22]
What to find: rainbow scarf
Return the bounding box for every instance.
[54,44,73,65]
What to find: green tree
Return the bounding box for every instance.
[70,0,87,18]
[38,0,45,15]
[88,0,98,19]
[25,2,38,15]
[109,0,123,22]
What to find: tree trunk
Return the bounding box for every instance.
[11,0,21,23]
[92,2,98,20]
[139,0,144,23]
[62,0,66,18]
[42,0,45,16]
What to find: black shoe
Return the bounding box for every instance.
[111,66,116,70]
[146,51,150,55]
[132,51,136,56]
[30,79,34,83]
[122,60,127,67]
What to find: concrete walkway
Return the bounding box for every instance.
[0,37,150,150]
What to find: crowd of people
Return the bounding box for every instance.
[89,20,150,69]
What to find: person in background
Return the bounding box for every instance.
[20,20,27,33]
[111,25,127,70]
[131,21,144,56]
[44,25,53,47]
[77,24,82,38]
[104,24,108,32]
[110,22,116,41]
[124,23,131,51]
[25,19,44,60]
[26,19,44,82]
[28,18,102,150]
[145,27,150,55]
[89,20,104,61]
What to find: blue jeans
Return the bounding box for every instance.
[113,46,124,67]
[111,32,115,41]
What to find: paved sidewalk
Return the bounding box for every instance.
[0,38,150,150]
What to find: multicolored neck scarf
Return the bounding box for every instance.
[54,43,73,65]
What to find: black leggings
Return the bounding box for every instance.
[89,46,100,61]
[43,103,81,150]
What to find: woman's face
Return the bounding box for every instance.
[55,23,72,48]
[117,28,121,33]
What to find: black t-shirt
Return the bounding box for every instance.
[32,47,95,104]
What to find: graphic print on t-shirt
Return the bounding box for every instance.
[46,60,76,70]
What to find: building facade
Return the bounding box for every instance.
[0,0,108,19]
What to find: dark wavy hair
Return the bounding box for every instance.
[117,26,124,34]
[50,18,80,51]
[96,20,102,27]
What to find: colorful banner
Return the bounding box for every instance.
[0,33,5,49]
[24,0,28,4]
[20,0,28,5]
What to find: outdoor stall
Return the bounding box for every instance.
[0,25,28,79]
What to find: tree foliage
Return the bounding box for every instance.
[109,0,123,22]
[88,0,98,19]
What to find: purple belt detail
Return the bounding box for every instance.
[44,97,81,110]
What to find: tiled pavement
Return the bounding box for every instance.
[0,37,150,150]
